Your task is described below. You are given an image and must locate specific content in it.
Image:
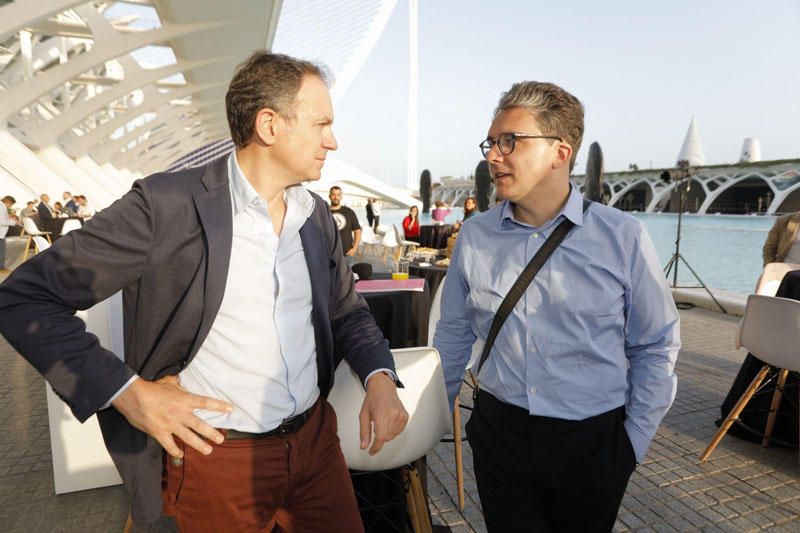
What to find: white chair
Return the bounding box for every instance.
[358,225,382,257]
[32,235,51,253]
[381,227,401,261]
[328,346,449,470]
[427,275,481,510]
[60,218,82,235]
[393,223,418,257]
[22,217,52,261]
[700,294,800,461]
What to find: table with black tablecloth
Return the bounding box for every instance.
[409,263,448,301]
[351,275,433,531]
[718,270,800,448]
[419,224,454,250]
[358,275,431,348]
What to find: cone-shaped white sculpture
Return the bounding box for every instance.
[739,138,761,162]
[677,117,705,166]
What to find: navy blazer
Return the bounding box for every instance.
[0,156,394,524]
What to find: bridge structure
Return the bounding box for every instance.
[431,159,800,215]
[0,0,418,211]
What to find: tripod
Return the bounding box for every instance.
[663,177,727,314]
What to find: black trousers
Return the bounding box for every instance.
[466,391,637,533]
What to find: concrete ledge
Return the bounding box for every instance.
[671,287,747,316]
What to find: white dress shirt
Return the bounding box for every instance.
[0,207,14,238]
[179,153,319,432]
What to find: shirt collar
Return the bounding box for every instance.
[228,152,314,219]
[499,182,585,231]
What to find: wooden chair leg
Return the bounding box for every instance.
[762,368,789,448]
[410,466,432,533]
[123,514,134,533]
[453,396,465,510]
[22,236,31,262]
[700,365,770,461]
[403,467,423,532]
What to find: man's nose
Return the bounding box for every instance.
[324,131,338,151]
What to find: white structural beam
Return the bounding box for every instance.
[0,5,223,123]
[406,0,418,190]
[0,0,85,42]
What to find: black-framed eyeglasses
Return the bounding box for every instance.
[479,132,563,158]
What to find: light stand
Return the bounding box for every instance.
[662,162,727,314]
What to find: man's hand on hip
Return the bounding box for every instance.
[112,375,233,458]
[359,373,408,455]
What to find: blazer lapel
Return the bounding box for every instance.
[189,156,233,359]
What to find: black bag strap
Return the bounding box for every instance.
[474,199,591,380]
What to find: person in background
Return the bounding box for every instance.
[462,196,478,221]
[75,195,94,219]
[454,196,479,231]
[63,191,78,215]
[0,195,19,273]
[371,198,382,230]
[329,186,362,257]
[755,210,800,295]
[53,202,64,217]
[20,201,36,219]
[434,80,680,532]
[402,205,421,242]
[366,198,374,229]
[431,200,451,223]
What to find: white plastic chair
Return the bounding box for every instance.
[60,219,82,235]
[358,225,382,257]
[393,223,418,257]
[22,217,52,261]
[32,235,51,254]
[381,227,400,261]
[427,275,482,510]
[701,294,800,461]
[328,346,449,471]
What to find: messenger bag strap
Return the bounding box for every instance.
[473,199,591,383]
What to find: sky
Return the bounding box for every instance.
[329,0,800,188]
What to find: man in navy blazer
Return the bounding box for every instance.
[0,52,407,530]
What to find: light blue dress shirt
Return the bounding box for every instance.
[433,184,680,462]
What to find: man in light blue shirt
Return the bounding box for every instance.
[434,81,680,532]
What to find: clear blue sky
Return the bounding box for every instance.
[330,0,800,188]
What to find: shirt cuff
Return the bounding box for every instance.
[364,368,400,388]
[100,375,139,410]
[623,419,651,464]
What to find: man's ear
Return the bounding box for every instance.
[552,142,573,170]
[254,108,279,146]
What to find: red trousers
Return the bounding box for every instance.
[162,399,363,532]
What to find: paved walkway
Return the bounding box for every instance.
[2,306,799,532]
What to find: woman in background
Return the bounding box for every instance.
[431,201,451,223]
[462,197,478,221]
[402,205,420,242]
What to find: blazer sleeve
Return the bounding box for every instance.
[320,203,395,383]
[0,181,155,421]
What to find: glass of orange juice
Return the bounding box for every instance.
[391,260,409,280]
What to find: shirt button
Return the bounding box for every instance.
[533,232,540,238]
[529,386,536,395]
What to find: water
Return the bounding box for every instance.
[363,206,774,295]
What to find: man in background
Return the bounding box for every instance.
[329,185,361,257]
[62,191,78,215]
[0,195,19,273]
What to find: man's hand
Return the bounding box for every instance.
[112,375,233,458]
[358,373,408,455]
[345,247,356,256]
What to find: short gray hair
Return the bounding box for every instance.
[495,81,584,172]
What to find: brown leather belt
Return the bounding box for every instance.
[222,407,313,440]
